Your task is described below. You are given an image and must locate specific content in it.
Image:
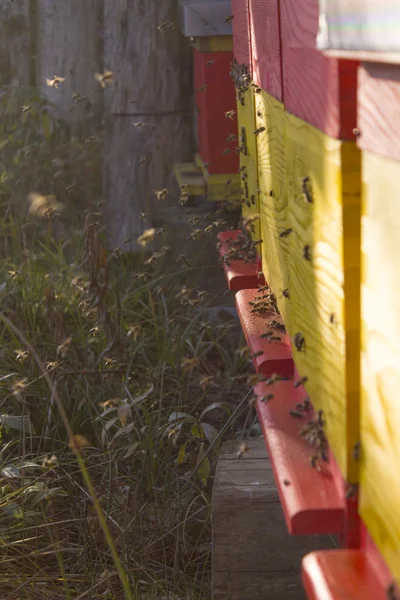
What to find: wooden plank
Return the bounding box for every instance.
[217,230,264,290]
[0,0,31,86]
[280,0,358,139]
[255,381,345,535]
[358,63,400,163]
[194,48,239,174]
[317,0,400,54]
[235,289,294,377]
[301,550,388,600]
[248,0,283,101]
[236,86,261,241]
[285,114,361,482]
[255,91,290,329]
[212,439,337,600]
[360,150,400,585]
[231,0,251,68]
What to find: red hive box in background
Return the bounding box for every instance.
[248,0,283,101]
[279,0,358,139]
[194,48,239,174]
[231,0,252,69]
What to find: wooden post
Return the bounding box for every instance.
[212,439,337,600]
[0,0,31,86]
[102,0,193,251]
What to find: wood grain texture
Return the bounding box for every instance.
[255,92,290,328]
[212,439,335,600]
[103,113,192,249]
[194,49,239,174]
[231,0,251,68]
[37,0,103,124]
[360,150,400,585]
[103,0,192,114]
[280,0,358,139]
[0,0,31,86]
[237,87,261,241]
[248,0,283,100]
[358,63,400,163]
[285,114,361,481]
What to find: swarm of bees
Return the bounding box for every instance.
[299,410,329,471]
[229,59,251,105]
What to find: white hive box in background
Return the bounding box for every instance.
[179,0,232,37]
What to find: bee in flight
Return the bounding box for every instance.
[95,70,113,88]
[46,75,65,88]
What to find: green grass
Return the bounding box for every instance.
[0,84,254,599]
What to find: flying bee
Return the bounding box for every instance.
[137,228,156,247]
[198,84,207,93]
[254,126,266,135]
[22,105,33,113]
[133,121,145,128]
[140,156,150,164]
[293,332,305,352]
[57,337,72,358]
[187,228,203,241]
[139,211,148,220]
[204,224,214,234]
[237,442,249,459]
[225,110,236,120]
[206,59,215,66]
[46,75,65,88]
[294,376,308,388]
[95,70,113,88]
[178,253,191,267]
[199,375,214,390]
[157,21,175,31]
[224,14,234,24]
[226,134,236,143]
[279,228,293,238]
[15,349,29,362]
[222,148,231,155]
[181,356,200,372]
[303,245,312,261]
[27,192,65,218]
[155,188,168,201]
[302,176,313,203]
[188,216,200,226]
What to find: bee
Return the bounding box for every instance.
[204,224,214,234]
[279,228,293,238]
[345,484,357,499]
[294,376,308,388]
[283,479,291,486]
[157,21,175,31]
[353,127,360,137]
[309,454,322,471]
[303,245,312,261]
[290,409,304,419]
[155,188,168,201]
[254,126,266,135]
[46,75,65,88]
[260,394,274,403]
[250,350,264,359]
[21,105,33,113]
[188,216,200,226]
[15,349,29,362]
[265,373,283,385]
[281,288,290,299]
[133,121,145,128]
[95,70,113,88]
[181,357,200,372]
[178,253,191,267]
[206,59,215,66]
[386,583,399,600]
[222,148,231,155]
[224,14,234,24]
[226,134,236,143]
[42,454,58,468]
[137,228,156,247]
[293,332,305,352]
[329,312,335,324]
[269,190,274,197]
[237,442,249,459]
[257,109,262,117]
[302,176,313,203]
[225,110,236,120]
[140,156,150,164]
[352,441,361,461]
[260,331,273,339]
[68,434,90,454]
[139,211,148,220]
[57,337,72,358]
[27,192,65,218]
[198,84,207,93]
[186,228,203,241]
[199,375,214,390]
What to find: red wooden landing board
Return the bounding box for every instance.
[217,230,264,290]
[302,550,389,600]
[255,380,344,535]
[235,289,294,377]
[194,49,239,174]
[248,0,283,101]
[280,0,357,139]
[231,0,252,69]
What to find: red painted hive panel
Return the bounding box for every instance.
[231,0,252,69]
[194,48,239,174]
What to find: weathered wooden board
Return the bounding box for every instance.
[0,0,31,86]
[194,48,239,174]
[285,114,361,482]
[237,87,260,241]
[248,0,283,101]
[212,440,337,600]
[317,0,400,55]
[255,91,290,328]
[280,0,358,139]
[360,150,400,586]
[37,0,103,124]
[231,0,251,68]
[358,63,400,163]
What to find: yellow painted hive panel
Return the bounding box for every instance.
[236,86,261,242]
[360,150,400,584]
[285,113,360,481]
[255,91,291,328]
